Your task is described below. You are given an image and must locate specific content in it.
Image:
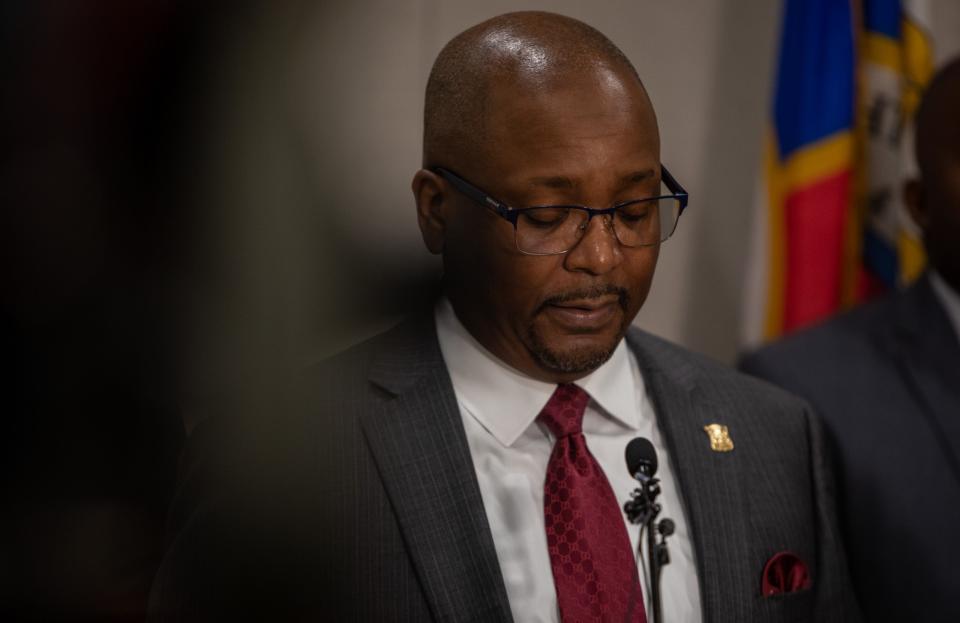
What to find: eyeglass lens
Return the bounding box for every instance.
[515,197,681,254]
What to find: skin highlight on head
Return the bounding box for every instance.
[412,12,662,384]
[905,56,960,293]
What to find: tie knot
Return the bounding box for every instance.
[538,383,590,438]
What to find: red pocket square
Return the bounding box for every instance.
[762,551,812,596]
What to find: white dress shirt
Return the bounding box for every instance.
[929,270,960,345]
[435,299,702,623]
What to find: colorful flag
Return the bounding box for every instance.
[742,0,936,348]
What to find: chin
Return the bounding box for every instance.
[525,326,623,376]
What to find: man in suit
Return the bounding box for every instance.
[151,12,857,622]
[741,58,960,622]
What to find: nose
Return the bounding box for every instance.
[563,213,623,275]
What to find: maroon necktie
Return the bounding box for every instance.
[540,383,647,622]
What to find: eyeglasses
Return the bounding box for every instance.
[432,165,688,256]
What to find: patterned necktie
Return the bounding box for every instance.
[539,383,647,623]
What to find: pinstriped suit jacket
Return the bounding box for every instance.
[150,310,859,622]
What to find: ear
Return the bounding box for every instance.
[412,169,448,255]
[903,178,928,232]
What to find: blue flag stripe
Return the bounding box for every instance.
[864,0,901,39]
[773,0,856,159]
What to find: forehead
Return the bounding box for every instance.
[476,66,659,183]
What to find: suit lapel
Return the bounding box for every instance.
[360,313,513,623]
[889,276,960,488]
[627,331,751,623]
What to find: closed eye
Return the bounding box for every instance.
[617,200,655,222]
[519,207,571,229]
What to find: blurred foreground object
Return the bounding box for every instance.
[1,1,210,619]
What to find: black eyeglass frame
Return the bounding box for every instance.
[431,165,689,255]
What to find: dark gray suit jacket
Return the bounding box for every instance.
[741,275,960,623]
[151,311,858,622]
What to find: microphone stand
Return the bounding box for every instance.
[624,473,673,622]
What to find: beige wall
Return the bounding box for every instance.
[193,1,960,376]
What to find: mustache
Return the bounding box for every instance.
[537,284,630,312]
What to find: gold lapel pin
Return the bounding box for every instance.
[703,424,734,452]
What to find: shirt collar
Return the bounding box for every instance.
[929,270,960,345]
[434,297,641,448]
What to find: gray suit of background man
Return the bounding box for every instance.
[741,57,960,623]
[150,12,859,622]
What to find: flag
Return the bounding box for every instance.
[860,0,934,291]
[742,0,857,346]
[742,0,936,348]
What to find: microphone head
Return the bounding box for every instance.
[658,518,675,536]
[625,437,658,478]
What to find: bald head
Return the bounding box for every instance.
[411,12,662,383]
[423,11,648,168]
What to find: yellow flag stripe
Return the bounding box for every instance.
[898,229,926,284]
[763,130,785,340]
[863,32,901,73]
[782,132,855,191]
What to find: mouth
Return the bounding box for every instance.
[542,295,622,332]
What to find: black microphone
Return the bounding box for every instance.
[625,437,657,482]
[623,436,671,623]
